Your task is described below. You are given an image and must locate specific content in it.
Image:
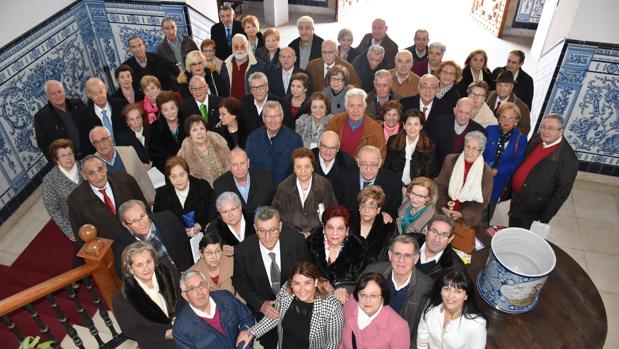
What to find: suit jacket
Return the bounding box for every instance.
[154,175,216,230]
[76,98,129,155]
[112,146,156,206]
[34,99,85,160]
[156,34,199,72]
[333,167,402,218]
[179,95,223,131]
[232,228,311,315]
[205,209,256,247]
[68,171,147,249]
[42,165,82,240]
[213,167,276,214]
[351,53,388,92]
[438,86,461,109]
[267,66,308,98]
[116,125,151,164]
[456,67,494,96]
[122,52,174,91]
[149,116,186,172]
[240,94,284,133]
[399,96,451,137]
[482,125,527,201]
[210,20,245,60]
[486,92,531,136]
[177,69,228,99]
[430,115,486,174]
[325,113,386,159]
[491,66,534,109]
[413,233,467,279]
[356,33,399,70]
[305,57,361,93]
[311,148,356,188]
[365,90,401,120]
[288,34,324,68]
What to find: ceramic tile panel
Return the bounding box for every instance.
[512,0,545,29]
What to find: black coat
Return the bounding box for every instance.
[122,52,175,91]
[412,233,466,280]
[179,94,224,131]
[350,213,397,265]
[351,53,388,92]
[355,33,399,70]
[76,98,129,155]
[239,94,285,133]
[399,96,452,138]
[210,20,245,60]
[116,125,151,164]
[456,67,494,96]
[311,148,357,188]
[438,86,461,109]
[34,99,85,160]
[213,167,276,214]
[255,47,280,73]
[153,175,216,231]
[215,121,248,149]
[148,116,186,172]
[205,209,256,246]
[288,34,324,68]
[430,115,486,175]
[384,133,435,183]
[176,69,228,99]
[112,87,144,104]
[491,66,534,109]
[340,46,361,63]
[267,66,309,98]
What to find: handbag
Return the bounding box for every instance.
[451,219,476,254]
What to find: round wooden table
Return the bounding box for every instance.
[468,229,608,348]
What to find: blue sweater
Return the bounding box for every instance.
[245,126,303,183]
[482,125,528,201]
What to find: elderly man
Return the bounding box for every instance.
[68,155,147,249]
[220,33,267,99]
[306,40,361,92]
[157,17,199,74]
[467,81,498,128]
[486,71,531,136]
[288,15,324,69]
[325,88,386,159]
[334,145,402,218]
[34,80,85,160]
[240,72,285,133]
[509,114,578,229]
[245,101,303,182]
[413,214,466,279]
[205,191,257,254]
[389,50,421,98]
[400,74,451,136]
[90,126,155,206]
[77,77,128,155]
[405,29,430,63]
[356,18,399,69]
[366,69,402,119]
[179,75,223,129]
[210,4,245,60]
[173,270,254,349]
[267,47,306,97]
[413,42,445,77]
[233,206,310,349]
[311,130,356,187]
[364,235,433,349]
[491,50,534,109]
[121,36,173,90]
[213,148,276,214]
[113,200,193,275]
[352,45,387,92]
[431,97,486,172]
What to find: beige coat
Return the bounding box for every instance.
[177,133,230,187]
[113,146,156,206]
[189,254,244,302]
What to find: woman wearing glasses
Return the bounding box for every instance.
[339,272,410,349]
[177,50,227,98]
[205,191,256,256]
[323,65,352,115]
[435,61,462,109]
[397,177,438,235]
[189,232,240,298]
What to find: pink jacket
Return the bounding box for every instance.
[339,297,410,349]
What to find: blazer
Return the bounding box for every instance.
[232,228,311,315]
[113,210,194,274]
[325,113,386,159]
[491,66,534,109]
[333,167,402,218]
[486,92,531,136]
[340,298,409,349]
[399,96,451,137]
[355,33,399,70]
[204,209,256,247]
[384,133,435,183]
[482,125,527,202]
[271,174,337,233]
[417,305,486,349]
[112,262,181,349]
[338,45,360,63]
[112,87,144,105]
[430,116,486,174]
[438,86,460,109]
[76,98,129,155]
[68,171,147,249]
[351,53,388,92]
[42,165,81,240]
[177,69,228,99]
[434,154,494,227]
[149,116,186,172]
[305,57,362,93]
[122,52,175,91]
[34,99,85,160]
[414,233,467,280]
[240,94,284,133]
[220,54,268,96]
[311,148,357,188]
[189,253,236,296]
[179,94,224,131]
[210,20,245,60]
[288,34,324,68]
[177,134,231,187]
[363,262,433,349]
[252,286,344,349]
[156,34,199,71]
[254,46,281,73]
[350,213,398,264]
[154,175,216,230]
[213,167,276,214]
[112,146,156,206]
[267,66,309,98]
[245,125,304,183]
[456,67,494,96]
[365,90,402,120]
[116,125,151,165]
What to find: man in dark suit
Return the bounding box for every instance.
[121,36,175,90]
[486,71,531,136]
[414,214,466,279]
[34,80,85,160]
[213,148,276,214]
[76,78,128,155]
[156,17,199,76]
[233,206,311,349]
[288,16,323,69]
[114,200,193,275]
[68,155,147,250]
[267,47,305,98]
[404,29,430,63]
[241,72,286,132]
[400,74,451,137]
[305,40,361,92]
[491,50,534,109]
[356,18,399,70]
[178,75,222,130]
[334,145,402,219]
[352,45,388,93]
[210,5,245,60]
[311,130,356,188]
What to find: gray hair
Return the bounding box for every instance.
[215,191,242,211]
[89,126,111,143]
[80,154,104,170]
[357,145,382,161]
[429,42,446,55]
[44,80,63,95]
[464,130,487,152]
[263,100,284,118]
[541,113,565,129]
[367,44,385,58]
[117,199,147,223]
[344,88,368,109]
[337,28,353,42]
[232,33,248,45]
[296,16,315,28]
[254,206,281,224]
[466,80,489,95]
[120,241,158,277]
[389,234,420,254]
[229,146,248,160]
[248,71,268,86]
[419,73,439,86]
[374,69,391,81]
[395,50,413,61]
[428,214,456,237]
[179,270,207,292]
[189,74,207,87]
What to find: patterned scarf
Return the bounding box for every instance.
[493,130,512,167]
[193,137,225,184]
[436,84,453,99]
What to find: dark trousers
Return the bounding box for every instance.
[258,327,278,349]
[508,215,533,230]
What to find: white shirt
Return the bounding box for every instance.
[259,240,281,286]
[194,97,208,111]
[416,305,487,349]
[391,271,412,291]
[357,304,383,330]
[90,182,116,208]
[543,136,562,148]
[324,62,335,78]
[319,154,335,175]
[94,102,112,125]
[494,96,510,110]
[59,164,79,184]
[254,98,267,116]
[282,67,294,93]
[401,136,419,185]
[419,100,433,119]
[134,274,169,317]
[134,128,145,146]
[189,297,217,318]
[227,215,246,242]
[296,176,313,208]
[454,121,468,135]
[174,185,190,208]
[419,242,445,265]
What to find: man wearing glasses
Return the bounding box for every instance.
[311,130,356,187]
[220,33,267,99]
[399,74,451,136]
[233,206,310,349]
[240,72,284,133]
[364,234,433,349]
[179,75,223,130]
[414,214,466,279]
[306,40,361,92]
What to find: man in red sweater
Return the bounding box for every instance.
[509,114,578,229]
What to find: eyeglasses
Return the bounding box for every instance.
[464,145,482,153]
[428,227,451,240]
[57,152,75,159]
[469,92,486,99]
[391,251,418,260]
[358,162,380,169]
[419,84,438,91]
[184,281,208,294]
[358,292,381,301]
[92,136,112,146]
[319,144,338,152]
[220,205,241,216]
[256,227,279,235]
[330,76,345,82]
[408,191,429,199]
[249,84,267,92]
[189,85,207,92]
[359,203,379,211]
[441,70,456,76]
[203,249,223,257]
[539,124,562,131]
[125,213,148,226]
[324,224,347,233]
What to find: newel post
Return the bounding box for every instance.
[77,224,121,309]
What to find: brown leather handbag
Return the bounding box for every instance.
[451,220,476,254]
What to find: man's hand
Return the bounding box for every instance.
[165,329,173,340]
[260,300,279,319]
[223,244,235,256]
[381,212,393,224]
[236,330,253,349]
[334,287,349,304]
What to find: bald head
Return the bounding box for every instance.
[322,40,338,65]
[454,97,475,126]
[279,47,296,70]
[85,77,108,108]
[372,18,388,41]
[318,130,340,163]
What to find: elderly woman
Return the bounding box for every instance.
[307,205,368,304]
[113,64,143,104]
[216,97,247,149]
[42,139,81,241]
[177,114,230,187]
[351,185,398,264]
[340,272,410,349]
[413,42,445,76]
[435,131,494,227]
[381,100,403,141]
[482,102,527,222]
[150,91,186,172]
[112,241,181,349]
[140,75,163,125]
[272,147,337,237]
[154,156,215,236]
[396,177,438,235]
[457,49,494,96]
[283,72,311,121]
[237,261,343,349]
[205,191,256,255]
[417,268,487,349]
[177,50,227,98]
[436,60,462,108]
[254,27,281,72]
[200,39,223,74]
[323,65,352,115]
[189,233,237,296]
[468,81,498,128]
[242,15,264,54]
[385,109,435,184]
[296,92,334,149]
[117,103,151,165]
[337,28,360,63]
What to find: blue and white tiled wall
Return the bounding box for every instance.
[512,0,545,29]
[0,0,215,223]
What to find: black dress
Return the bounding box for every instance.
[282,297,313,349]
[350,213,398,264]
[153,175,216,229]
[149,116,186,172]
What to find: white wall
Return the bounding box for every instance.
[568,0,619,44]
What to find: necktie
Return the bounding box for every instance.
[199,104,208,121]
[363,181,372,188]
[422,106,428,118]
[98,189,116,215]
[101,110,114,142]
[226,27,232,44]
[268,252,280,294]
[495,101,502,114]
[284,72,291,93]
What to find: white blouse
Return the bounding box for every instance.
[417,304,486,349]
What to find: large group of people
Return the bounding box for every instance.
[35,5,580,349]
